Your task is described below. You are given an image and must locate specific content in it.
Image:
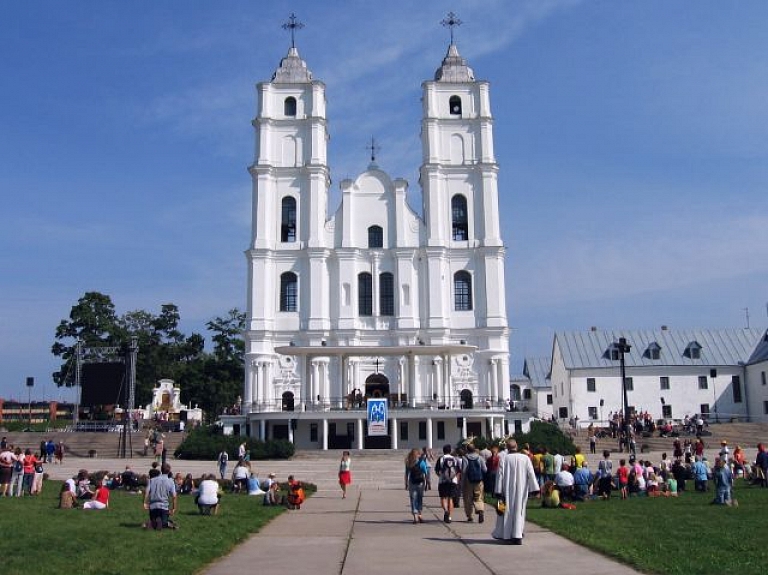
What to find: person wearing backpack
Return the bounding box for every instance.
[217,450,229,480]
[434,444,460,523]
[10,447,24,497]
[461,443,487,523]
[404,448,428,524]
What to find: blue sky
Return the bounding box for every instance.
[1,1,767,402]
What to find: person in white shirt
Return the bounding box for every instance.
[195,474,221,514]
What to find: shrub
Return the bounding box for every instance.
[514,420,577,455]
[174,426,295,460]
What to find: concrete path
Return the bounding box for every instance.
[201,485,642,575]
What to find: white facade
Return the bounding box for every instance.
[547,328,766,428]
[229,39,522,449]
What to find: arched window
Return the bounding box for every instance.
[279,272,298,312]
[281,196,296,242]
[454,271,472,311]
[449,95,462,116]
[451,194,468,240]
[358,273,373,316]
[368,225,383,248]
[379,272,394,316]
[284,96,297,117]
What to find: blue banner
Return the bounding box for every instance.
[366,398,388,436]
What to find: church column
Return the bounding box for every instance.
[432,357,443,404]
[442,353,451,408]
[244,361,255,410]
[338,354,346,408]
[311,360,320,405]
[322,419,329,451]
[288,419,294,444]
[426,417,433,450]
[487,416,494,439]
[391,417,399,450]
[490,359,499,403]
[462,417,468,439]
[259,419,266,442]
[398,358,406,405]
[409,355,417,407]
[356,419,364,450]
[498,357,509,403]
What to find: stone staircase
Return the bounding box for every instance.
[0,431,186,459]
[572,422,768,456]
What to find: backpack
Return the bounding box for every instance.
[13,460,22,473]
[218,452,228,465]
[437,455,457,484]
[465,457,483,483]
[409,463,425,485]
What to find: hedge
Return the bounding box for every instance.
[174,425,295,460]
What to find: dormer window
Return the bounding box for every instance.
[644,342,662,360]
[604,344,620,361]
[684,341,702,360]
[284,96,297,117]
[449,95,462,116]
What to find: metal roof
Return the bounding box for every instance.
[522,357,551,389]
[554,328,766,370]
[747,331,768,364]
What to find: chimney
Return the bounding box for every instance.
[590,326,597,332]
[661,325,668,331]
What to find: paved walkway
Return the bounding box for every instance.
[201,485,642,575]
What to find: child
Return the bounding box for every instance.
[617,459,629,500]
[286,475,305,510]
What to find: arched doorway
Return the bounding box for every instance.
[460,389,474,409]
[281,391,294,412]
[365,373,390,399]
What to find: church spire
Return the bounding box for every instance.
[272,13,312,83]
[434,12,474,82]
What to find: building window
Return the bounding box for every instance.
[624,377,634,391]
[310,423,318,442]
[558,407,568,419]
[449,95,462,115]
[685,342,702,359]
[451,195,468,240]
[700,403,710,417]
[662,405,672,419]
[284,96,297,116]
[645,342,661,360]
[732,375,742,403]
[281,196,297,242]
[660,376,670,390]
[454,271,472,311]
[698,376,708,390]
[358,273,373,316]
[279,272,298,312]
[400,421,408,441]
[523,389,532,400]
[418,421,427,441]
[379,272,394,316]
[437,421,445,440]
[368,225,383,248]
[764,400,768,415]
[546,394,553,405]
[586,378,596,392]
[588,406,598,420]
[763,371,767,386]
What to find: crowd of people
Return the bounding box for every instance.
[0,438,51,497]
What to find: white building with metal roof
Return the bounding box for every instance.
[547,327,767,428]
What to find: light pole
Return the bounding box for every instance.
[615,337,632,449]
[26,377,34,429]
[710,368,718,423]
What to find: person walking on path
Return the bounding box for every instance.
[404,448,427,524]
[338,451,352,498]
[461,443,487,523]
[492,439,539,545]
[434,444,460,523]
[217,450,229,480]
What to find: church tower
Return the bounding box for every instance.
[419,22,509,402]
[244,20,331,412]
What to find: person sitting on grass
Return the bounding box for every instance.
[286,475,305,510]
[247,473,264,496]
[121,466,139,491]
[541,480,560,508]
[646,471,660,497]
[231,459,249,494]
[663,475,678,497]
[572,462,593,501]
[263,481,281,506]
[76,470,94,500]
[554,464,574,500]
[58,482,78,509]
[180,473,195,495]
[195,474,221,515]
[83,479,110,510]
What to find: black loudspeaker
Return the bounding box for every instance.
[26,377,34,387]
[599,399,604,407]
[80,363,126,406]
[710,369,717,379]
[179,411,188,422]
[457,417,463,428]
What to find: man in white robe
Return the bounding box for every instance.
[492,439,539,545]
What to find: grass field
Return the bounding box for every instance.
[0,482,286,575]
[526,481,768,575]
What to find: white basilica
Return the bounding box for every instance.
[221,30,524,449]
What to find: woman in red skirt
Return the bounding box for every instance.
[338,451,352,498]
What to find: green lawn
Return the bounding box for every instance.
[0,482,285,575]
[526,482,768,575]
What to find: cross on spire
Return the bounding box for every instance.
[441,11,462,44]
[367,136,380,163]
[282,13,304,49]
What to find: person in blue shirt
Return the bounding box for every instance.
[691,456,709,492]
[572,462,594,501]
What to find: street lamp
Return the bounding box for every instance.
[710,368,718,423]
[615,337,632,449]
[26,377,34,429]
